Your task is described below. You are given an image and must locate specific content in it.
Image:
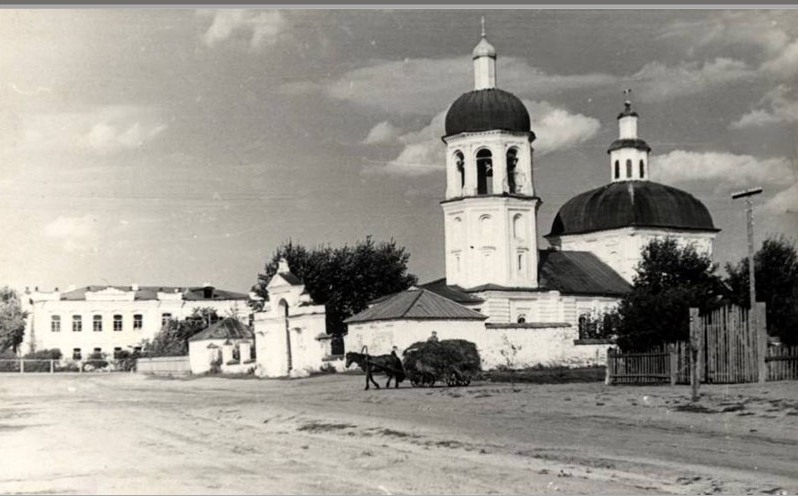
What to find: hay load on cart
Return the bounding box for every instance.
[402,339,481,387]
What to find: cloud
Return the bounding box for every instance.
[285,56,616,116]
[731,85,798,128]
[525,101,600,156]
[17,105,166,157]
[763,182,798,216]
[199,9,286,49]
[630,58,754,103]
[363,101,599,176]
[663,11,794,56]
[762,39,798,79]
[361,121,402,145]
[84,121,167,155]
[650,150,792,191]
[44,215,99,252]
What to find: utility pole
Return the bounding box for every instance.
[731,187,764,382]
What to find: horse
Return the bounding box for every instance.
[345,347,406,390]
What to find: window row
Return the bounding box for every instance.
[614,159,646,180]
[51,313,173,332]
[454,147,522,195]
[71,346,143,360]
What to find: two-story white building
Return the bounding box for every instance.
[22,284,250,359]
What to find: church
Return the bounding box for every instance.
[345,28,719,369]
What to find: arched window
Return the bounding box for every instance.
[454,151,465,191]
[506,148,518,193]
[476,149,493,195]
[614,160,620,179]
[626,159,632,178]
[639,159,645,179]
[517,314,526,324]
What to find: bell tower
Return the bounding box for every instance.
[441,21,541,290]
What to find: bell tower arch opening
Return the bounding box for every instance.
[476,149,493,195]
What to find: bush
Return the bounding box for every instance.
[83,351,108,371]
[24,348,62,360]
[113,350,140,372]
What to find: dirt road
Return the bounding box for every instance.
[0,373,795,494]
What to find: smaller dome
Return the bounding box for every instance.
[472,37,496,59]
[445,88,532,137]
[607,138,651,154]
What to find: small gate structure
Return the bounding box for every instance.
[607,303,798,385]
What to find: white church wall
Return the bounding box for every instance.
[347,319,609,371]
[552,227,716,283]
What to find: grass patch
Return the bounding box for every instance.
[485,365,605,385]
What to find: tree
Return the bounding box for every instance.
[142,307,221,357]
[614,238,724,351]
[252,237,418,335]
[725,235,798,346]
[0,287,28,354]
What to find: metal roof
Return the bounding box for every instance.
[345,288,487,324]
[423,250,630,298]
[445,88,532,137]
[538,250,631,296]
[188,317,254,342]
[58,285,248,301]
[419,278,484,304]
[547,180,718,237]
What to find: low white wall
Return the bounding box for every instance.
[136,356,191,375]
[347,319,610,370]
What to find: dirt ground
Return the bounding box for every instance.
[0,373,796,495]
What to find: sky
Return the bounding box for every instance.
[0,8,796,294]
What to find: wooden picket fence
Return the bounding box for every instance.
[606,343,690,385]
[607,304,798,385]
[766,345,798,381]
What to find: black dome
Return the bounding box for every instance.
[445,88,531,137]
[547,181,718,237]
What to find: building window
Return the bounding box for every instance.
[51,315,61,333]
[476,149,493,195]
[639,159,645,178]
[517,314,526,324]
[133,346,142,354]
[93,347,102,355]
[133,314,143,330]
[93,315,102,332]
[614,160,620,179]
[506,148,518,193]
[113,315,123,332]
[72,315,82,332]
[113,347,123,359]
[626,159,632,178]
[72,348,82,360]
[161,313,172,328]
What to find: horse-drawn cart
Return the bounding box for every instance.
[402,339,481,387]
